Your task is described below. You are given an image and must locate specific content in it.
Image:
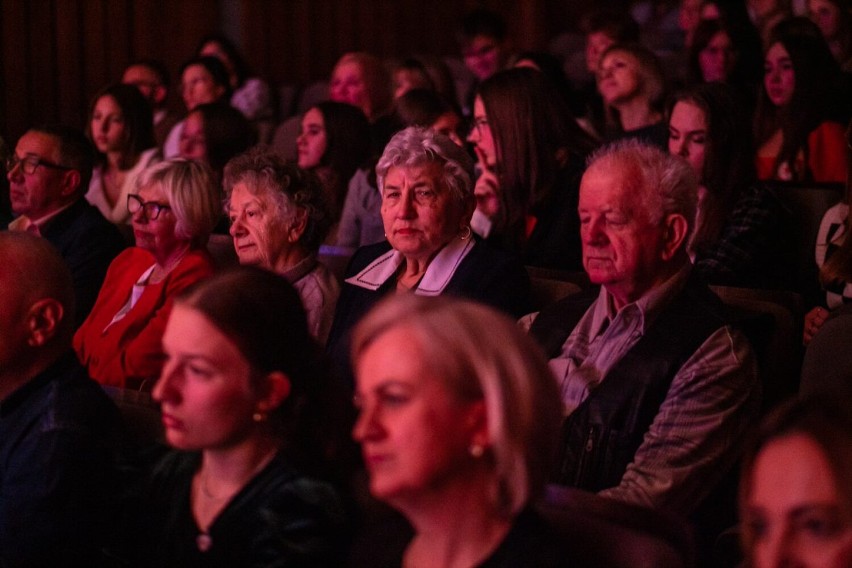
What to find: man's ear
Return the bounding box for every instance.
[26,298,64,347]
[256,371,291,414]
[59,169,81,198]
[661,213,689,261]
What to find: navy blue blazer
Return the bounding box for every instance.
[39,199,126,327]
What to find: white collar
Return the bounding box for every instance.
[345,237,476,296]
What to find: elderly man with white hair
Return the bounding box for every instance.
[529,140,760,517]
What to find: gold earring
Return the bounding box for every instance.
[469,443,484,458]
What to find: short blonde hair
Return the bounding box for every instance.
[351,295,562,517]
[136,158,221,246]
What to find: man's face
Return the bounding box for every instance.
[463,34,505,81]
[7,131,72,220]
[578,162,668,308]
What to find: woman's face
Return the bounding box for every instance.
[296,107,327,169]
[330,61,368,115]
[154,304,259,451]
[764,42,796,108]
[668,101,708,178]
[597,51,643,106]
[744,433,852,568]
[808,0,842,40]
[179,111,207,164]
[380,162,469,264]
[228,182,292,270]
[181,64,225,111]
[91,95,127,155]
[699,31,736,83]
[131,181,184,257]
[353,325,485,505]
[467,96,497,167]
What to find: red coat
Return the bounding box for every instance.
[73,247,215,390]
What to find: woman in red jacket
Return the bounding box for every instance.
[74,158,220,390]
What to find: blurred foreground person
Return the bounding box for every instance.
[351,295,570,566]
[0,232,119,566]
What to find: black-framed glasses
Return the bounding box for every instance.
[5,154,73,175]
[470,117,489,137]
[127,194,171,220]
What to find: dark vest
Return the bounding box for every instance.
[530,277,729,491]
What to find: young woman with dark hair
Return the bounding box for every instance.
[467,67,598,270]
[86,83,160,224]
[754,24,847,182]
[668,82,788,287]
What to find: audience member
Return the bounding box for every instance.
[468,67,598,270]
[390,55,458,105]
[528,140,759,516]
[224,148,339,343]
[807,0,852,69]
[351,295,569,566]
[6,125,125,326]
[163,56,231,158]
[754,21,848,182]
[574,10,641,137]
[748,0,794,45]
[197,32,274,123]
[457,8,513,114]
[122,59,180,148]
[668,83,789,287]
[803,182,852,343]
[271,51,393,163]
[74,159,219,389]
[337,90,464,251]
[0,232,120,566]
[739,394,852,568]
[328,127,530,381]
[86,83,160,225]
[124,267,347,565]
[392,88,464,146]
[296,101,370,223]
[178,101,256,183]
[597,43,669,148]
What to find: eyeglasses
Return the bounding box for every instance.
[470,117,490,137]
[127,194,171,220]
[5,154,73,175]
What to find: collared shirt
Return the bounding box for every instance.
[550,266,691,415]
[345,235,475,295]
[549,265,760,515]
[8,201,76,235]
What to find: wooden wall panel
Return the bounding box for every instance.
[0,0,591,145]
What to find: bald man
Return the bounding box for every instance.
[0,232,120,566]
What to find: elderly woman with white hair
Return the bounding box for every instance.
[224,147,339,343]
[350,294,568,566]
[326,127,530,378]
[74,159,220,390]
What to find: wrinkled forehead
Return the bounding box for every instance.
[581,158,644,202]
[17,131,62,163]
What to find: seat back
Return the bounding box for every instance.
[710,285,804,411]
[102,386,163,447]
[539,485,695,568]
[771,183,843,303]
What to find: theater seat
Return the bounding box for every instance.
[538,485,695,568]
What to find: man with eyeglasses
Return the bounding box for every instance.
[6,125,124,326]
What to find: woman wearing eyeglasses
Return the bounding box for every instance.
[74,159,220,390]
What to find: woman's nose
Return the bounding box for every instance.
[352,403,381,442]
